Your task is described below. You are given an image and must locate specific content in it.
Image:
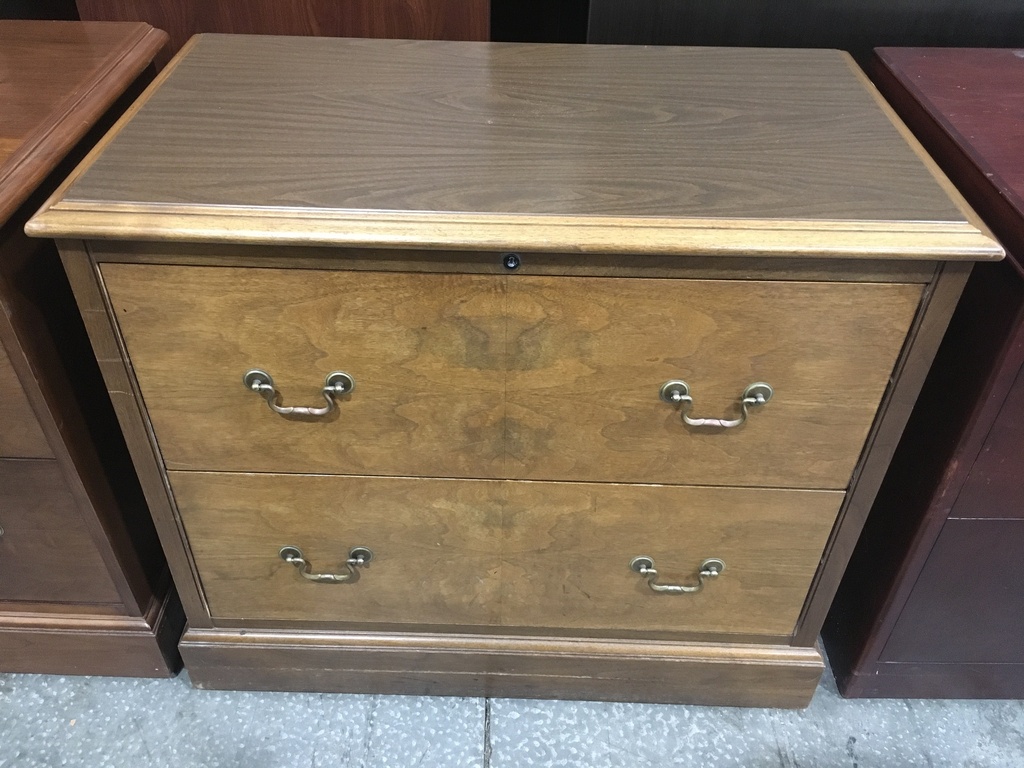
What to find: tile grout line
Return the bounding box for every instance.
[483,698,493,768]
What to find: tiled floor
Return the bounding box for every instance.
[1,667,1022,767]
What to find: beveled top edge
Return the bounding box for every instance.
[26,200,1004,260]
[23,35,1003,260]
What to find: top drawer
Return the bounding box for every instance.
[101,263,921,489]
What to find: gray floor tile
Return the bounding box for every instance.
[0,673,485,768]
[2,669,1023,767]
[361,696,486,768]
[486,674,1024,768]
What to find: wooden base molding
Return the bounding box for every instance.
[0,590,183,677]
[837,664,1024,700]
[181,630,825,708]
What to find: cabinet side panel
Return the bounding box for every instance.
[57,239,211,626]
[795,260,971,646]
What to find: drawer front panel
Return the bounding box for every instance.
[172,472,505,627]
[0,460,121,604]
[103,265,507,478]
[172,471,841,637]
[500,481,843,637]
[505,276,921,488]
[0,342,52,459]
[105,264,920,488]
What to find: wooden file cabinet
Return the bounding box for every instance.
[28,36,1001,706]
[0,20,182,675]
[825,48,1024,698]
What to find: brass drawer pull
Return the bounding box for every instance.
[659,380,772,428]
[629,555,725,594]
[244,369,354,417]
[279,545,373,584]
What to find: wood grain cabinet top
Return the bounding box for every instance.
[26,37,1004,704]
[29,36,1000,260]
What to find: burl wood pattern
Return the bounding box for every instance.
[0,460,121,604]
[103,265,508,479]
[504,275,922,488]
[171,471,841,637]
[500,481,842,636]
[76,0,488,68]
[102,263,921,488]
[0,344,52,458]
[172,472,503,627]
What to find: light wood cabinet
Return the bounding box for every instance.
[29,37,1000,705]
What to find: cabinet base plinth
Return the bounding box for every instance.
[0,590,184,677]
[837,664,1024,699]
[180,628,824,708]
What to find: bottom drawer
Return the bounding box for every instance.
[171,472,842,638]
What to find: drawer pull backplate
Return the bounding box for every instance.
[244,369,354,417]
[630,555,725,594]
[279,545,373,584]
[659,380,772,428]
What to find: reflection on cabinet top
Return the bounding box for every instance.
[28,36,1001,260]
[0,20,168,224]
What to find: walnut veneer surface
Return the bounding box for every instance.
[0,20,182,676]
[28,36,1001,705]
[825,47,1024,699]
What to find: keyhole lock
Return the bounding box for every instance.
[502,253,521,270]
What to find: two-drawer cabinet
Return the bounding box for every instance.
[28,36,1001,706]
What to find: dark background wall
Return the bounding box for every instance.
[0,0,79,19]
[491,0,588,42]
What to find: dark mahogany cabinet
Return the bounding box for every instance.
[824,47,1024,698]
[0,20,182,676]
